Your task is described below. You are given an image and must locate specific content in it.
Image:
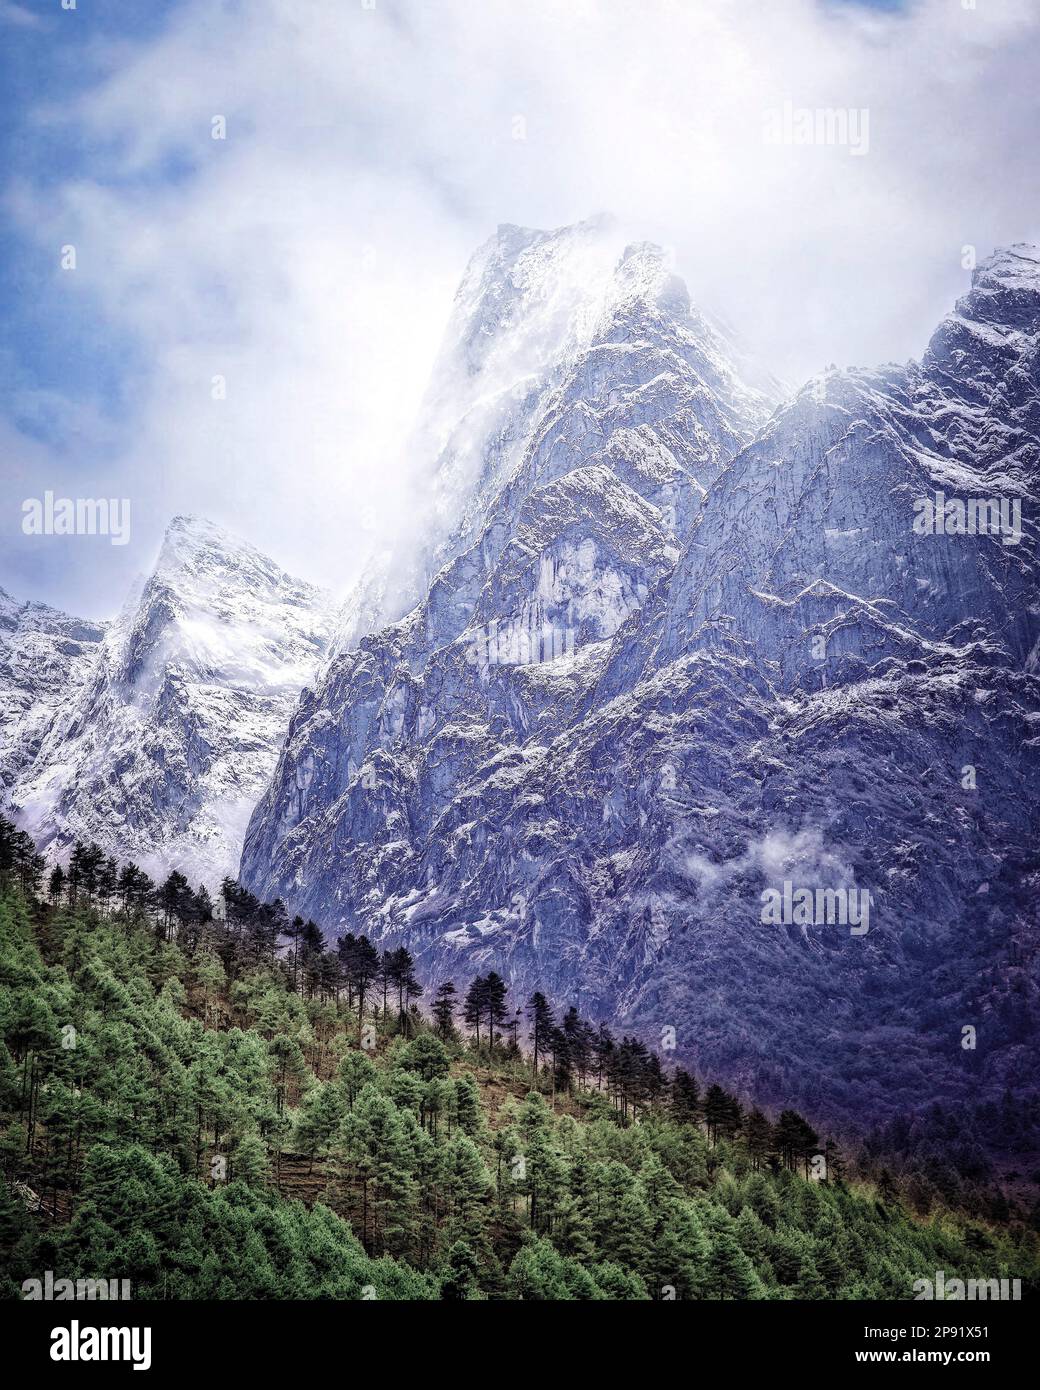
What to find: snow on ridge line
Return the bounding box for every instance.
[6,514,338,889]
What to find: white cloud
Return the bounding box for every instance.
[5,0,1039,613]
[685,826,858,896]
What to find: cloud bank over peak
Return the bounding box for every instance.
[2,0,1038,615]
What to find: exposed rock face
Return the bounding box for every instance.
[242,232,1040,1132]
[658,243,1040,685]
[10,517,336,888]
[337,217,778,646]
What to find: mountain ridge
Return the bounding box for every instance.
[5,226,1036,1147]
[239,229,1040,1139]
[6,514,337,888]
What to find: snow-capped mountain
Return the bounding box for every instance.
[240,222,776,962]
[11,516,336,887]
[0,589,107,799]
[337,216,780,649]
[241,231,1040,1134]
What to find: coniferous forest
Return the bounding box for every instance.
[1,817,1036,1302]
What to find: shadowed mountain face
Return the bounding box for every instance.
[239,221,778,896]
[241,232,1036,1136]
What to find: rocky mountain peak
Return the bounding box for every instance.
[8,517,337,887]
[240,234,1040,1141]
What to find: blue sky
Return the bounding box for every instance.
[0,2,180,402]
[1,0,1036,617]
[0,0,182,609]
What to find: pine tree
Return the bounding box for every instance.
[592,1022,615,1091]
[341,934,380,1040]
[463,976,487,1047]
[299,921,325,998]
[745,1108,773,1171]
[269,1034,308,1117]
[294,1081,345,1173]
[377,950,392,1017]
[527,991,555,1081]
[47,864,65,906]
[823,1136,847,1185]
[704,1084,731,1145]
[523,1125,567,1235]
[773,1109,819,1174]
[2,818,1031,1307]
[158,870,191,939]
[483,971,508,1051]
[555,1153,597,1262]
[338,1049,377,1109]
[440,1239,481,1300]
[382,947,422,1029]
[562,1007,594,1089]
[453,1074,480,1137]
[402,1033,450,1083]
[192,949,226,1026]
[97,857,118,914]
[341,1087,420,1260]
[445,1134,492,1248]
[876,1167,900,1205]
[706,1230,766,1299]
[232,1133,269,1187]
[283,915,306,990]
[431,981,458,1039]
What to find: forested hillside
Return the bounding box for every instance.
[1,819,1036,1301]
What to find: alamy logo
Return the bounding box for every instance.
[467,609,576,670]
[22,491,131,546]
[50,1320,151,1372]
[762,100,870,156]
[760,880,871,935]
[23,1271,131,1301]
[913,491,1022,547]
[913,1270,1021,1301]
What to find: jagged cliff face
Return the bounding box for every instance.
[241,225,778,890]
[657,244,1040,683]
[0,591,107,799]
[242,233,1040,1130]
[336,218,778,648]
[10,517,336,887]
